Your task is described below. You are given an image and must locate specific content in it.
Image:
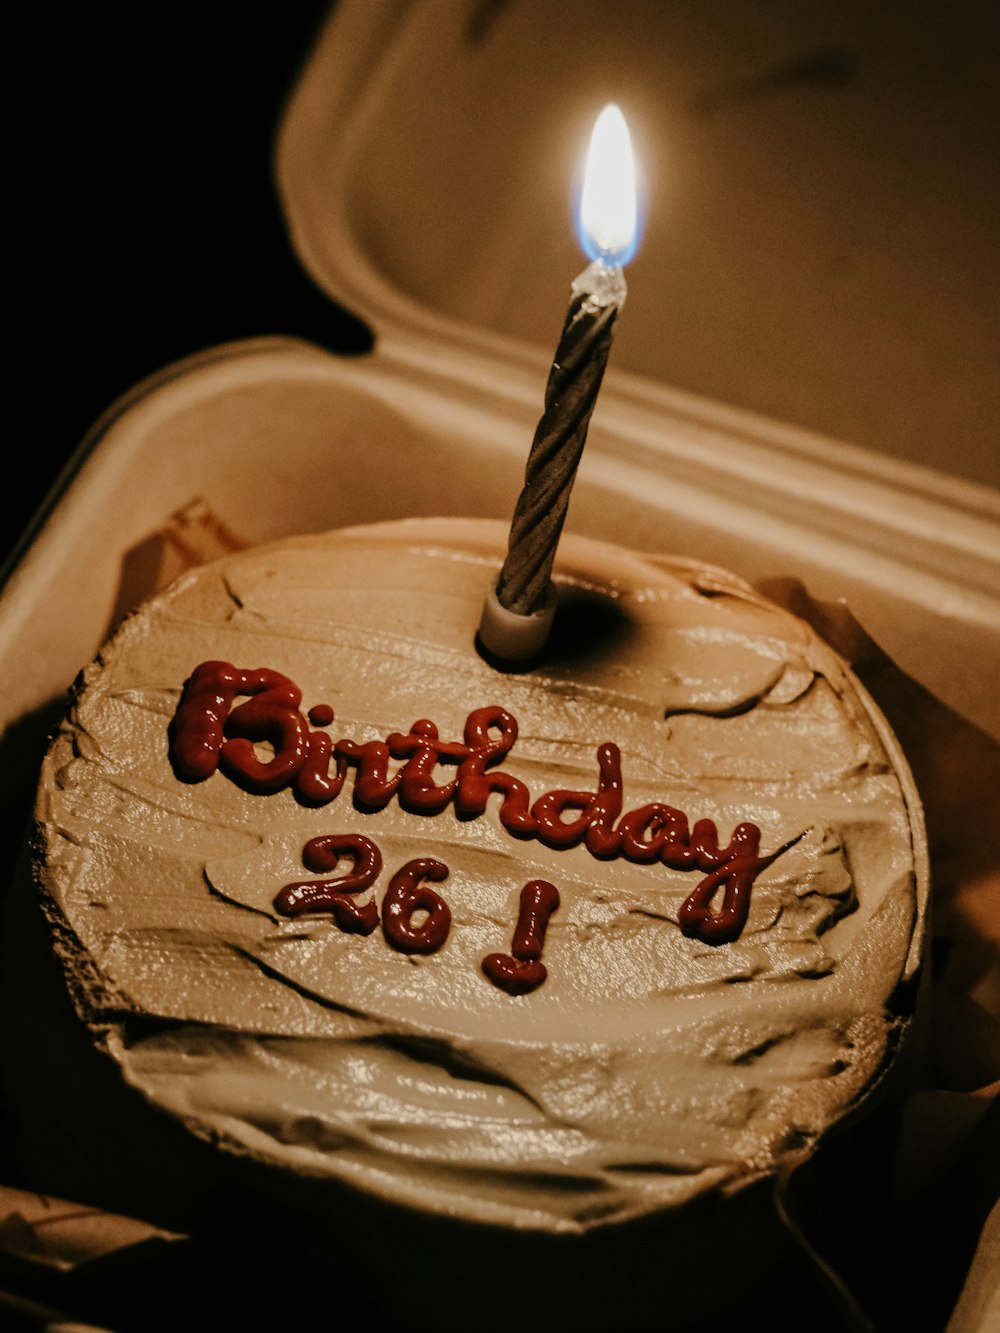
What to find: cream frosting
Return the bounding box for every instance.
[34,518,927,1234]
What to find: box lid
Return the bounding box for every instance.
[275,0,1000,490]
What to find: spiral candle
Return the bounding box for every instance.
[494,260,626,617]
[478,105,638,661]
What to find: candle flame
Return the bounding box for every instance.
[578,104,638,267]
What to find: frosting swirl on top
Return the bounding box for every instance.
[35,518,926,1233]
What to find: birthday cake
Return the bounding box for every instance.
[6,516,927,1328]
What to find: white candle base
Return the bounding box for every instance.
[477,578,558,662]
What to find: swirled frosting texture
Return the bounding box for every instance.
[35,519,926,1232]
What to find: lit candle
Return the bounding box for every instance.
[479,104,639,662]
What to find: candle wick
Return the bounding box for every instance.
[573,258,628,313]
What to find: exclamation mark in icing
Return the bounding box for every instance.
[482,880,560,995]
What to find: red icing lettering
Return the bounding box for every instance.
[389,720,470,813]
[334,738,401,808]
[172,662,798,952]
[531,742,623,855]
[454,707,535,835]
[275,833,381,934]
[381,858,452,954]
[221,674,309,793]
[617,802,688,862]
[678,833,798,944]
[678,859,758,944]
[172,661,308,793]
[297,730,349,805]
[171,660,237,781]
[483,880,560,995]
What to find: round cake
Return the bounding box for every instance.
[6,517,928,1328]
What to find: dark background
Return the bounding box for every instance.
[8,2,369,576]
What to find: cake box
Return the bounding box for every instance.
[0,2,997,1329]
